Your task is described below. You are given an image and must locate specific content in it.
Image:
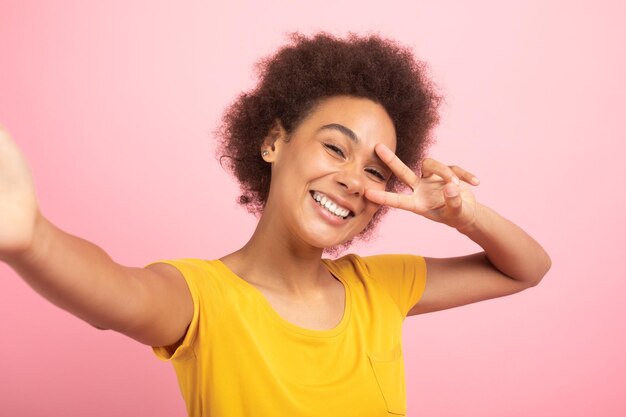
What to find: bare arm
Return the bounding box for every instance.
[365,143,551,315]
[413,203,551,315]
[0,127,192,346]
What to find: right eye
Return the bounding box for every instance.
[324,143,346,158]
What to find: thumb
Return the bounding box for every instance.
[443,183,462,215]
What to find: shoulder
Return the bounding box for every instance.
[323,253,426,283]
[327,253,427,318]
[146,258,221,277]
[325,253,425,275]
[145,259,229,296]
[323,253,367,277]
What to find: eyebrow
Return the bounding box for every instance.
[317,123,390,172]
[318,123,360,143]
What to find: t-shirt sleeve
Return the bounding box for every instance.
[144,258,222,362]
[359,254,427,318]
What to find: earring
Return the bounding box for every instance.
[262,150,269,157]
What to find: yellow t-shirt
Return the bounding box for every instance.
[151,254,427,417]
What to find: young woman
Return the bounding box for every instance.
[0,33,551,416]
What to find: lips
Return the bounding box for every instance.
[310,191,354,219]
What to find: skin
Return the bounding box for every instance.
[0,96,551,347]
[214,97,399,329]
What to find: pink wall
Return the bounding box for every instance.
[1,1,624,416]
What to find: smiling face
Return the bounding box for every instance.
[260,96,397,249]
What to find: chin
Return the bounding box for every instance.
[307,236,346,251]
[322,239,356,257]
[301,227,360,252]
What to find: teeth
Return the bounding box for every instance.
[312,191,351,219]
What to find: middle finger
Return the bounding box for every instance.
[374,143,419,187]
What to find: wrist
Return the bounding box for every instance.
[455,203,486,236]
[1,211,50,265]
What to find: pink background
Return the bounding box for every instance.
[1,1,624,416]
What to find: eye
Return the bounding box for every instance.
[324,143,346,158]
[366,168,387,181]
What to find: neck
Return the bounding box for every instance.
[221,210,332,298]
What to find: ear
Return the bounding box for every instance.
[260,119,287,162]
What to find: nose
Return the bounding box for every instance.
[336,163,365,196]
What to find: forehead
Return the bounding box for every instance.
[298,96,397,151]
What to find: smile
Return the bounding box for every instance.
[311,191,353,219]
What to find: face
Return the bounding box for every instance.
[261,96,397,249]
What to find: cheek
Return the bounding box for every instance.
[291,154,335,184]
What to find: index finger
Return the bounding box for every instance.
[421,158,460,183]
[375,143,419,187]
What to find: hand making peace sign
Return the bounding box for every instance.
[365,143,481,231]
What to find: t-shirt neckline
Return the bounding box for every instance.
[212,259,351,338]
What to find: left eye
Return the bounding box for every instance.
[366,168,386,181]
[324,144,345,158]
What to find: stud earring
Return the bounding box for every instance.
[262,150,269,157]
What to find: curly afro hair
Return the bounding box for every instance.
[217,32,441,242]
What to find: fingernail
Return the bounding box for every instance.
[452,177,460,185]
[471,176,480,185]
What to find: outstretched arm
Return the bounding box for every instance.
[365,143,551,315]
[0,126,192,345]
